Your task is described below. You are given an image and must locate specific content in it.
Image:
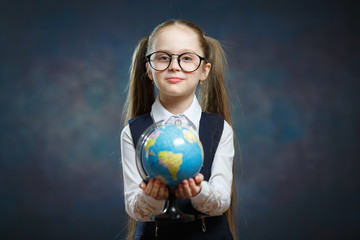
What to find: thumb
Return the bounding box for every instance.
[195,173,204,184]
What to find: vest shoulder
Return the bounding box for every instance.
[201,112,225,122]
[128,113,152,125]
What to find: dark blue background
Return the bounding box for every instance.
[1,0,359,239]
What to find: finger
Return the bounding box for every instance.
[194,173,204,185]
[177,184,186,199]
[182,180,192,198]
[188,178,197,192]
[144,179,154,196]
[139,181,147,190]
[189,178,201,196]
[189,178,196,187]
[157,183,165,200]
[150,179,161,198]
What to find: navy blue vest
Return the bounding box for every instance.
[128,112,233,240]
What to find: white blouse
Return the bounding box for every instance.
[121,96,234,221]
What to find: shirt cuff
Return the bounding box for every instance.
[191,181,210,204]
[142,191,166,209]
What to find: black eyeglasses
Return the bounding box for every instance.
[146,51,206,72]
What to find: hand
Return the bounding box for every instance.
[139,179,169,200]
[175,173,204,200]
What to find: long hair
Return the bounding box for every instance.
[124,36,155,123]
[123,19,238,240]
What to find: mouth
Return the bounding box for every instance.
[166,77,184,83]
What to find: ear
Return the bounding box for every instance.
[145,63,154,81]
[200,62,211,81]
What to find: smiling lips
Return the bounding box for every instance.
[166,77,184,83]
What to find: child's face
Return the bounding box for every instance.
[146,26,211,101]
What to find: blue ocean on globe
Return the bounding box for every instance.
[140,125,204,186]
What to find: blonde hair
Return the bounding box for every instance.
[123,19,238,240]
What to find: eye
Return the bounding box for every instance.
[157,55,170,61]
[180,54,194,62]
[152,52,171,62]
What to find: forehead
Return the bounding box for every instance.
[151,26,203,54]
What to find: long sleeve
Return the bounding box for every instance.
[191,120,234,216]
[120,125,166,221]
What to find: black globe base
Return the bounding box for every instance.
[151,187,194,222]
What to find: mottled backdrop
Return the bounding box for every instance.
[0,0,359,239]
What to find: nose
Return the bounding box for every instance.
[168,56,181,71]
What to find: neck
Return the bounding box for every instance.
[159,94,195,115]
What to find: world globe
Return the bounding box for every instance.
[136,123,204,187]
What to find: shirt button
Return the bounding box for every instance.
[175,119,182,126]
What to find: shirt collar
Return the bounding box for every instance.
[151,95,202,130]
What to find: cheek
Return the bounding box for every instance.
[152,71,161,80]
[194,71,204,81]
[151,72,166,84]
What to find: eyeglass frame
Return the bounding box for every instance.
[146,51,206,73]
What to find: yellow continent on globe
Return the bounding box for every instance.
[158,151,183,181]
[183,129,197,143]
[144,131,162,156]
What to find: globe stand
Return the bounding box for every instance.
[151,187,194,222]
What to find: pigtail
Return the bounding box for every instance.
[200,36,232,125]
[123,37,155,125]
[123,37,155,239]
[123,37,155,240]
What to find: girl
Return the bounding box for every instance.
[121,19,237,240]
